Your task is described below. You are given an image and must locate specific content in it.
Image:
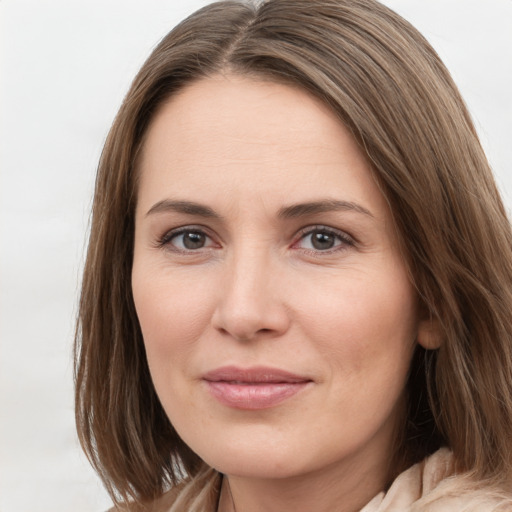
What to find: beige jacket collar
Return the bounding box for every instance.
[361,448,511,511]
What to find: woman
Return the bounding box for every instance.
[75,0,512,510]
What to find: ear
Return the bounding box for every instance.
[417,316,442,350]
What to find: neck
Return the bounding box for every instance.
[218,451,390,512]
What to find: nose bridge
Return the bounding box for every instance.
[213,240,289,340]
[230,241,266,293]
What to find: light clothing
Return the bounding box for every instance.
[361,448,512,511]
[114,448,512,511]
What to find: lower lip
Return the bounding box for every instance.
[205,381,310,410]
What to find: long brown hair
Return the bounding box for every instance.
[75,0,512,508]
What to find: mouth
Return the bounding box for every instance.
[202,366,312,410]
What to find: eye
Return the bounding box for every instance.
[295,227,353,252]
[159,227,217,252]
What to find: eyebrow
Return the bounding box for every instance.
[145,198,373,220]
[278,200,373,219]
[145,200,221,218]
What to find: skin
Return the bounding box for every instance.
[132,76,434,512]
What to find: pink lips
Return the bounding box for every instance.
[203,366,312,410]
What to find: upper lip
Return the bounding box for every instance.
[202,366,311,384]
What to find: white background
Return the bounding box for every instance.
[0,1,511,511]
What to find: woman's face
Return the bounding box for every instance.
[132,76,428,484]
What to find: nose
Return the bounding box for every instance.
[211,251,291,342]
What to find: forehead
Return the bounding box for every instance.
[136,75,385,217]
[140,75,346,163]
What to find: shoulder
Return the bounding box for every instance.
[413,449,512,512]
[362,448,512,512]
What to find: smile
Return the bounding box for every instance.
[202,366,312,410]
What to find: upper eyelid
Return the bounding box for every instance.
[295,225,355,241]
[161,224,215,237]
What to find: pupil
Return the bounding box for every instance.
[312,232,334,250]
[183,232,205,249]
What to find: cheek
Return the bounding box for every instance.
[294,266,418,377]
[131,263,216,367]
[305,273,417,437]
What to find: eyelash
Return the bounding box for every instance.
[156,225,217,253]
[156,225,355,255]
[294,225,355,254]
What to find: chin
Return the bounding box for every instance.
[182,427,311,479]
[207,453,309,480]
